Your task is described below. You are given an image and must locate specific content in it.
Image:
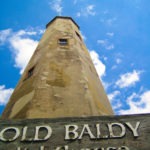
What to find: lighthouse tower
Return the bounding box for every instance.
[2,16,113,119]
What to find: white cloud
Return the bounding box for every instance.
[0,85,13,105]
[106,32,114,37]
[100,17,117,26]
[113,102,122,110]
[102,81,111,91]
[111,65,117,70]
[49,0,63,15]
[116,58,122,64]
[119,91,150,114]
[9,31,38,74]
[76,12,81,17]
[116,70,141,88]
[108,91,120,102]
[90,50,106,78]
[103,56,107,61]
[106,17,117,25]
[86,5,96,16]
[16,30,37,36]
[97,39,114,50]
[108,91,122,111]
[0,28,42,74]
[106,44,114,50]
[39,29,45,34]
[76,4,96,17]
[0,29,12,45]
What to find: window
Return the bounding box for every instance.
[27,67,34,78]
[58,39,68,46]
[75,31,82,41]
[23,66,35,81]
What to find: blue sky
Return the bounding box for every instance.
[0,0,150,115]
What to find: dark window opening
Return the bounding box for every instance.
[75,31,82,41]
[27,67,34,78]
[58,39,68,45]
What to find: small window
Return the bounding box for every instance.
[58,39,68,45]
[27,67,34,78]
[75,31,82,41]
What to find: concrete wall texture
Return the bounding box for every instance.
[2,16,114,119]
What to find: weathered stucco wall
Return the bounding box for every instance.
[2,17,113,119]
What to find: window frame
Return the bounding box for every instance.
[24,66,35,81]
[58,39,68,46]
[75,31,82,41]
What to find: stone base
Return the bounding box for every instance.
[0,114,150,150]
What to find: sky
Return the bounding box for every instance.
[0,0,150,115]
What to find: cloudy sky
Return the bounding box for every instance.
[0,0,150,115]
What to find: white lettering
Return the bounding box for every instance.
[118,146,130,150]
[65,125,78,140]
[17,147,28,150]
[78,124,95,139]
[96,124,101,138]
[107,147,117,150]
[34,125,52,141]
[56,145,69,150]
[40,146,46,150]
[21,126,33,141]
[108,123,126,138]
[0,127,20,142]
[125,122,140,137]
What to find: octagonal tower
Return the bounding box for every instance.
[2,16,113,119]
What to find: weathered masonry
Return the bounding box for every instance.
[2,16,113,119]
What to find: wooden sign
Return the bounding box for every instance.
[0,114,150,150]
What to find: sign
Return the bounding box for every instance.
[0,114,150,150]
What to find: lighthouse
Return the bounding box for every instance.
[2,16,113,119]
